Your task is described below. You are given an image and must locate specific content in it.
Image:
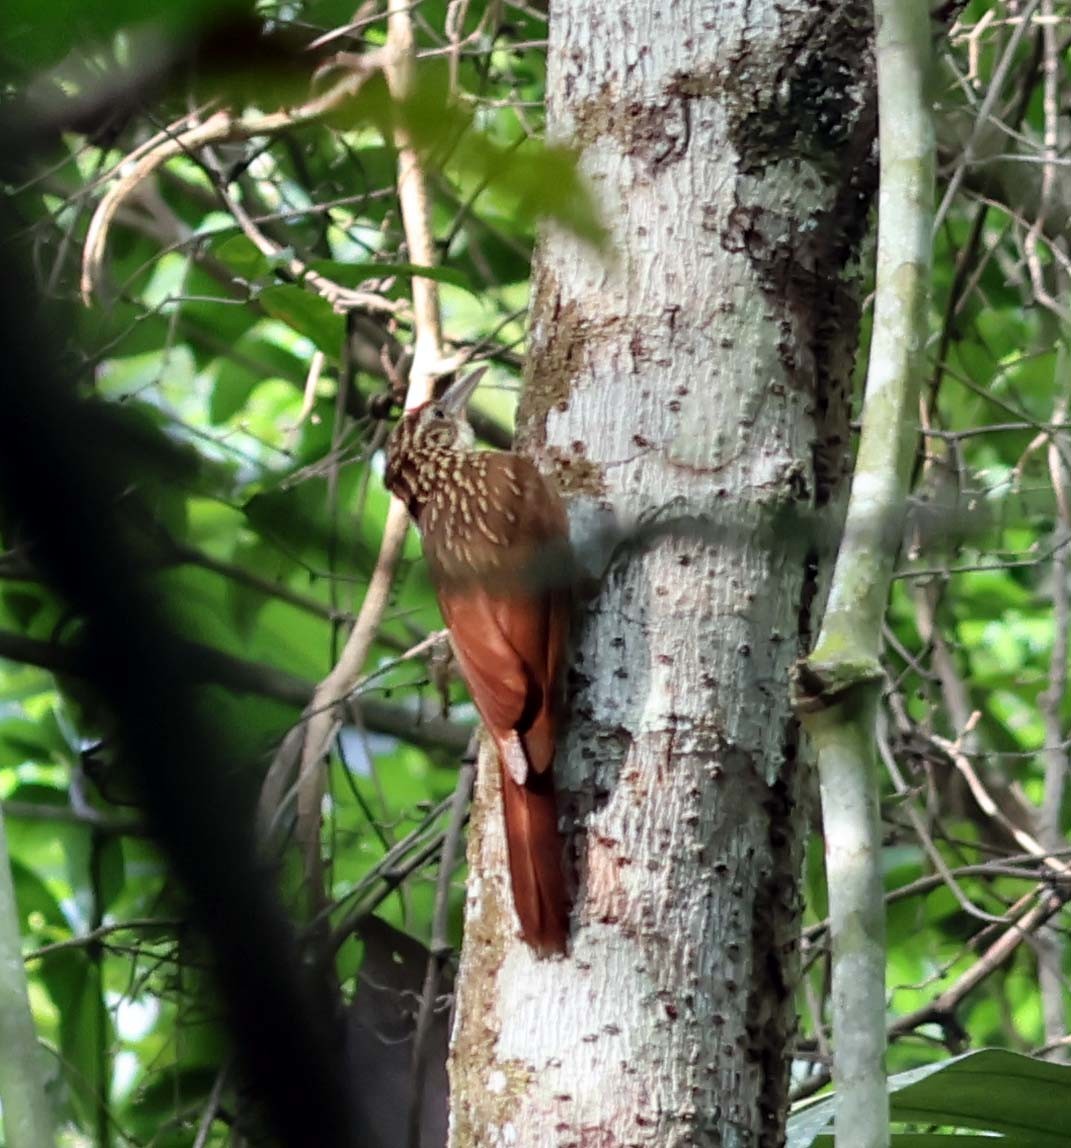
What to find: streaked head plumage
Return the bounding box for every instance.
[384,368,485,516]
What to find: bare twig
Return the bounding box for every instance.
[878,720,1006,924]
[933,0,1043,235]
[803,849,1071,946]
[328,830,454,950]
[166,539,361,629]
[408,740,476,1148]
[24,918,181,962]
[257,627,450,847]
[933,720,1071,878]
[206,171,400,315]
[793,889,1071,1102]
[1023,1,1067,326]
[192,1063,229,1148]
[890,889,1069,1040]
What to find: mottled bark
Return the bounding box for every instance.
[448,2,875,1145]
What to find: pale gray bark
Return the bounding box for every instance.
[1038,383,1070,1063]
[1034,2,1070,1063]
[0,805,54,1148]
[448,2,876,1145]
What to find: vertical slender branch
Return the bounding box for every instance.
[1038,378,1070,1061]
[192,1062,229,1148]
[0,805,55,1148]
[796,4,933,1147]
[386,0,445,385]
[89,832,112,1148]
[1027,0,1069,1061]
[292,0,448,915]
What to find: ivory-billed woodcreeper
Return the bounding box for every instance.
[384,371,571,956]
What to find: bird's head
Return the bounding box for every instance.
[384,367,485,514]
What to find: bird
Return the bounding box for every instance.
[384,369,572,956]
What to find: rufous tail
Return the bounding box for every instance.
[499,763,570,956]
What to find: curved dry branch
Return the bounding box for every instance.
[79,59,393,310]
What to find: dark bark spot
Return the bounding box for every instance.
[744,729,805,1148]
[546,446,608,500]
[797,548,820,656]
[717,1,876,508]
[571,84,691,170]
[726,2,873,177]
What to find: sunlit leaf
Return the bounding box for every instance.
[258,284,345,357]
[789,1050,1071,1148]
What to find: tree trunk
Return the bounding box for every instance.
[447,2,875,1145]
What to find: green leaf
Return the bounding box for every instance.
[331,64,607,248]
[209,233,271,279]
[44,950,112,1131]
[124,1065,221,1141]
[209,357,262,424]
[206,328,309,424]
[0,0,246,74]
[886,1050,1070,1141]
[0,718,66,769]
[815,1138,1015,1147]
[788,1050,1071,1148]
[258,285,345,357]
[8,855,68,932]
[0,586,46,631]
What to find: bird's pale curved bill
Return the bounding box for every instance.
[440,365,489,414]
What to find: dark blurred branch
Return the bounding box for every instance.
[2,800,144,836]
[0,192,358,1146]
[0,628,473,753]
[166,542,357,626]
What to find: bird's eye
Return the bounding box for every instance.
[432,407,446,419]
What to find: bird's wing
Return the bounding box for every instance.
[424,452,570,775]
[437,583,570,954]
[436,585,559,770]
[436,589,529,726]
